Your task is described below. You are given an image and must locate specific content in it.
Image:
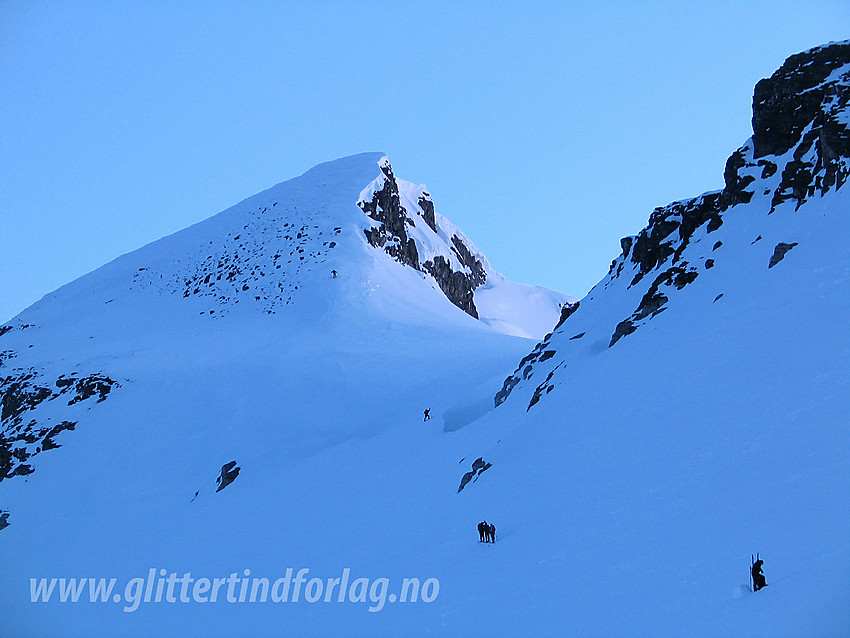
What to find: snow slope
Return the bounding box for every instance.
[0,151,567,637]
[2,41,850,638]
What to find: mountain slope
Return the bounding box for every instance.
[0,152,569,487]
[2,41,850,638]
[459,39,850,636]
[0,151,571,636]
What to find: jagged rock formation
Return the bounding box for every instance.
[495,40,850,411]
[495,342,558,407]
[358,157,488,318]
[359,159,421,269]
[457,457,492,492]
[752,43,850,160]
[216,461,241,492]
[0,364,117,481]
[768,242,799,268]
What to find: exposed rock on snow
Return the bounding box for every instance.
[359,158,421,271]
[0,367,117,481]
[609,264,699,347]
[769,242,799,268]
[358,157,489,318]
[553,300,580,331]
[457,457,492,492]
[215,461,241,492]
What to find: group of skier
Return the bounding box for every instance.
[477,520,496,543]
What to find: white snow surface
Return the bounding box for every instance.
[1,149,849,637]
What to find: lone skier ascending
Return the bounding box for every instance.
[752,556,766,591]
[423,408,430,421]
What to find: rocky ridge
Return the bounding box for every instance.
[358,157,489,318]
[495,40,850,411]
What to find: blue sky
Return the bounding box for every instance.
[1,1,847,323]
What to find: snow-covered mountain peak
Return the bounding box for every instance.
[0,152,569,488]
[15,152,566,336]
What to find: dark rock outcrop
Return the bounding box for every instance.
[621,192,722,289]
[609,319,637,348]
[360,160,421,270]
[494,375,521,407]
[216,460,241,492]
[750,43,850,211]
[358,158,489,318]
[610,264,699,348]
[449,236,487,285]
[600,41,850,346]
[494,304,581,407]
[458,457,492,492]
[40,421,77,451]
[418,194,437,233]
[495,339,555,406]
[553,301,580,331]
[65,374,117,405]
[769,242,799,268]
[422,256,479,318]
[0,368,119,482]
[752,42,850,159]
[1,373,52,424]
[0,510,9,531]
[527,363,563,410]
[614,42,849,286]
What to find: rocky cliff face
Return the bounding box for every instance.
[752,42,850,161]
[495,40,850,410]
[359,158,422,270]
[358,157,488,318]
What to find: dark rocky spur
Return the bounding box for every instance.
[358,158,487,318]
[494,40,850,409]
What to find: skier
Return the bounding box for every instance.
[489,522,496,543]
[331,269,338,278]
[423,408,431,421]
[477,521,487,542]
[752,557,766,591]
